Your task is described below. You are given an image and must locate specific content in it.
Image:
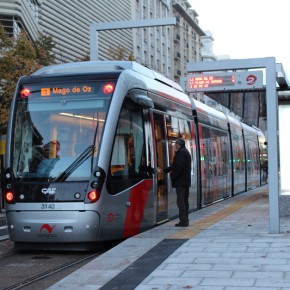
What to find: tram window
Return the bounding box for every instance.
[200,126,229,177]
[107,101,149,194]
[232,135,245,194]
[199,126,211,177]
[166,116,193,160]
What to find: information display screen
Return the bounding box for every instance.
[19,80,116,100]
[40,84,95,97]
[187,71,263,92]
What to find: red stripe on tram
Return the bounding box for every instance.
[123,179,153,238]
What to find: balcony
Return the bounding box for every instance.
[174,69,181,77]
[174,34,180,43]
[174,52,181,60]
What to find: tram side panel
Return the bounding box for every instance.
[98,83,197,240]
[226,115,246,195]
[197,124,232,206]
[162,115,198,219]
[189,121,198,210]
[152,111,172,224]
[193,100,232,207]
[149,92,198,223]
[99,96,156,241]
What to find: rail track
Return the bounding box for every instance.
[0,216,8,241]
[2,252,101,290]
[0,238,106,290]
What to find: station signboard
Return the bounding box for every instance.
[186,71,264,92]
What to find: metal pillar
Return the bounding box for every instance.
[89,18,176,61]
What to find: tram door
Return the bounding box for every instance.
[153,113,169,223]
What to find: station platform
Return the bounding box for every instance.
[46,185,290,289]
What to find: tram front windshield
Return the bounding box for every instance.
[12,79,114,182]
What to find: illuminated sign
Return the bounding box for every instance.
[187,71,264,92]
[40,85,94,97]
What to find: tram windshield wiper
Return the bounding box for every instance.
[54,145,95,182]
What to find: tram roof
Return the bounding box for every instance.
[32,61,183,93]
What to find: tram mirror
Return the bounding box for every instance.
[129,92,154,108]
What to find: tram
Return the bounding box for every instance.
[3,61,266,250]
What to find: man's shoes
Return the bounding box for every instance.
[175,222,189,227]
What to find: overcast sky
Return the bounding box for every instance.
[190,0,290,76]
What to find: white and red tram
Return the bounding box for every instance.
[3,61,266,250]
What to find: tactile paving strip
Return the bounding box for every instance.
[99,239,187,290]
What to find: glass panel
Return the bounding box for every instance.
[232,135,246,194]
[230,92,244,117]
[245,139,260,189]
[108,100,146,194]
[199,125,211,205]
[166,116,197,210]
[199,125,231,205]
[12,81,112,182]
[155,113,168,221]
[260,143,268,184]
[244,92,260,127]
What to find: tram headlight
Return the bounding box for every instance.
[5,191,15,203]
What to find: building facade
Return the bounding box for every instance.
[132,0,205,80]
[0,0,133,63]
[0,0,206,81]
[171,0,205,79]
[133,0,173,77]
[0,0,39,39]
[200,31,216,62]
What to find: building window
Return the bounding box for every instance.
[0,16,24,39]
[13,19,22,39]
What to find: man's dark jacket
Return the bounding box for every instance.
[164,147,191,187]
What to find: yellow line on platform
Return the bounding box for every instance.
[169,189,267,239]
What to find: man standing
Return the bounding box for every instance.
[163,138,191,227]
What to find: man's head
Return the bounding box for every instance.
[176,138,185,147]
[174,138,185,151]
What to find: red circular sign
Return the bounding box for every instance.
[246,74,257,85]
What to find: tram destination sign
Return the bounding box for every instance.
[187,71,264,92]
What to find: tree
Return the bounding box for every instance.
[0,25,55,134]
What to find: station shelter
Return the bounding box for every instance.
[183,58,289,234]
